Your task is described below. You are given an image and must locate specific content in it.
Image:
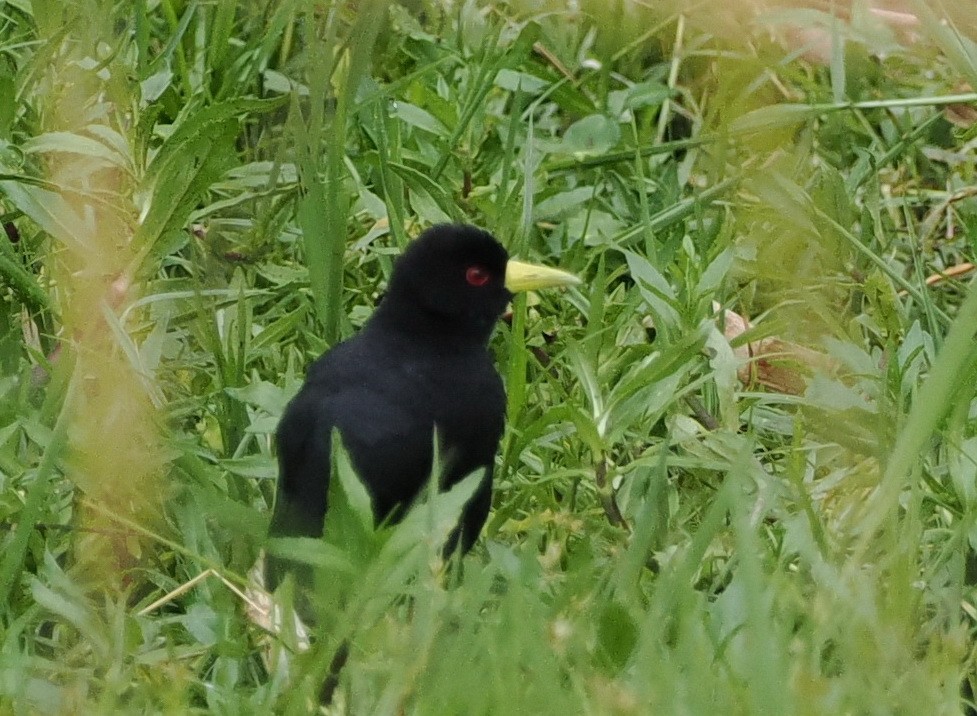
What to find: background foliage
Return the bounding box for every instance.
[2,0,977,712]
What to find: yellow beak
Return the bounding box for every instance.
[504,260,581,293]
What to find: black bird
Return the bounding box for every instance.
[266,224,578,589]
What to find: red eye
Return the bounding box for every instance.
[466,266,491,287]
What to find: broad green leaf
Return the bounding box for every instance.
[218,455,277,480]
[623,250,682,334]
[560,114,620,156]
[394,101,448,135]
[389,161,462,223]
[332,431,376,534]
[729,103,824,134]
[494,69,549,94]
[0,179,87,251]
[265,536,357,574]
[534,187,595,221]
[379,467,483,560]
[23,131,131,171]
[140,67,173,102]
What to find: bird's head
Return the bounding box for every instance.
[383,224,579,342]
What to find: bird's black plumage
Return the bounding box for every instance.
[266,224,515,589]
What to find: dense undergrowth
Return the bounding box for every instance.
[2,0,977,713]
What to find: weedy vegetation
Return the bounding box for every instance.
[2,0,977,713]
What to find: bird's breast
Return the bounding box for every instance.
[399,350,504,436]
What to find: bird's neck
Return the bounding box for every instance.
[369,296,494,349]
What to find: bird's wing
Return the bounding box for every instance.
[265,386,338,592]
[269,389,334,539]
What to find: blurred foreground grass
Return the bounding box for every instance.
[2,0,977,712]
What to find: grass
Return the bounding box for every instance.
[2,0,977,712]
